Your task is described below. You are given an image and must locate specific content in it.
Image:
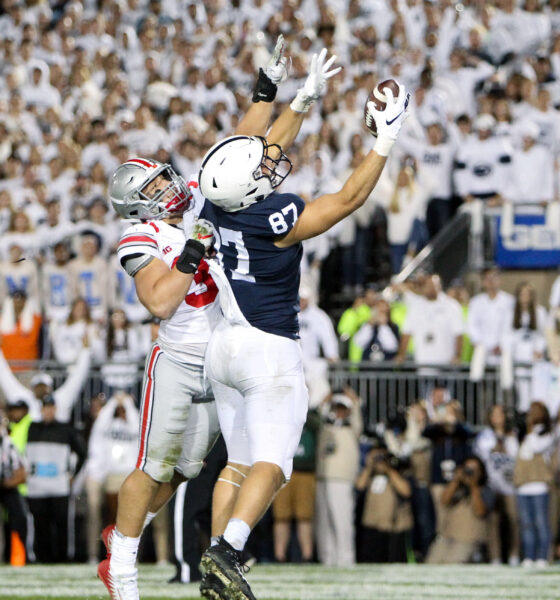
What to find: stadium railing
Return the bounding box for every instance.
[328,361,522,430]
[4,360,526,430]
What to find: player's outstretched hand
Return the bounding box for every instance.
[367,83,410,156]
[190,218,215,255]
[290,48,342,113]
[265,34,290,85]
[252,34,289,103]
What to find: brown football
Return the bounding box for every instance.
[364,79,401,137]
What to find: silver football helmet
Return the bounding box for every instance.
[109,158,192,220]
[198,136,292,212]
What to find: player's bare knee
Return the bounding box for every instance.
[217,462,250,487]
[253,461,286,490]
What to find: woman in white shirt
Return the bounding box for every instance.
[514,402,555,567]
[474,405,519,565]
[50,297,105,365]
[101,308,145,394]
[502,282,547,413]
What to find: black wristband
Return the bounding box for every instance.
[175,239,205,274]
[252,68,277,103]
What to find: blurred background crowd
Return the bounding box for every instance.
[1,0,560,577]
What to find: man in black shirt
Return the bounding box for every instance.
[26,395,86,562]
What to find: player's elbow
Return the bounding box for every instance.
[144,299,175,320]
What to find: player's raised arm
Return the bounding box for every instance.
[234,35,289,137]
[267,48,341,153]
[276,83,410,247]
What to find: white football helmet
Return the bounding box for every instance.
[198,136,292,212]
[109,158,192,220]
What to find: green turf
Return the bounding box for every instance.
[1,563,560,599]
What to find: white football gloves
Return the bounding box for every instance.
[265,34,290,85]
[190,218,215,254]
[290,48,342,113]
[366,85,411,157]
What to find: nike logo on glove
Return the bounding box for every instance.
[386,112,404,126]
[385,93,410,125]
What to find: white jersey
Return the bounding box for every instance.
[117,219,220,364]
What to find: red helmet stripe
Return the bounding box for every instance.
[127,158,156,168]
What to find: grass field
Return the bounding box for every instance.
[1,562,559,600]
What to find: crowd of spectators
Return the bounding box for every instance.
[1,0,560,573]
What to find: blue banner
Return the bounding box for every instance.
[495,214,560,268]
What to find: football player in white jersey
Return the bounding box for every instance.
[196,84,410,598]
[97,38,340,600]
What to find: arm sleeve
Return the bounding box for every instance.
[317,310,340,360]
[467,298,484,346]
[85,413,109,482]
[337,309,359,338]
[117,225,160,276]
[122,395,140,429]
[471,60,495,84]
[0,349,35,405]
[350,405,363,438]
[451,303,465,336]
[353,323,374,351]
[53,348,91,423]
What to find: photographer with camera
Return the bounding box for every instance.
[426,455,494,564]
[356,439,413,563]
[315,388,363,566]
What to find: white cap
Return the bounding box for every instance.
[331,393,353,409]
[473,113,496,132]
[30,373,53,388]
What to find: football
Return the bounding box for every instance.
[364,79,401,137]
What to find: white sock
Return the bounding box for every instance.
[223,518,251,552]
[210,536,220,547]
[109,528,140,576]
[143,511,157,531]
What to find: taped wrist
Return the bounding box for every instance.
[252,68,277,103]
[373,135,395,157]
[175,239,205,274]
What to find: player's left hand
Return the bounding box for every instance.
[290,48,342,113]
[265,34,290,85]
[190,219,215,255]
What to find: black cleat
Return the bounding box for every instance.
[199,537,256,600]
[200,571,227,599]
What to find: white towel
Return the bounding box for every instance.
[500,347,514,390]
[206,259,250,327]
[500,201,514,239]
[546,200,560,240]
[470,344,487,382]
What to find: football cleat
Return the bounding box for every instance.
[101,524,116,559]
[199,537,257,600]
[97,558,139,600]
[199,571,228,599]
